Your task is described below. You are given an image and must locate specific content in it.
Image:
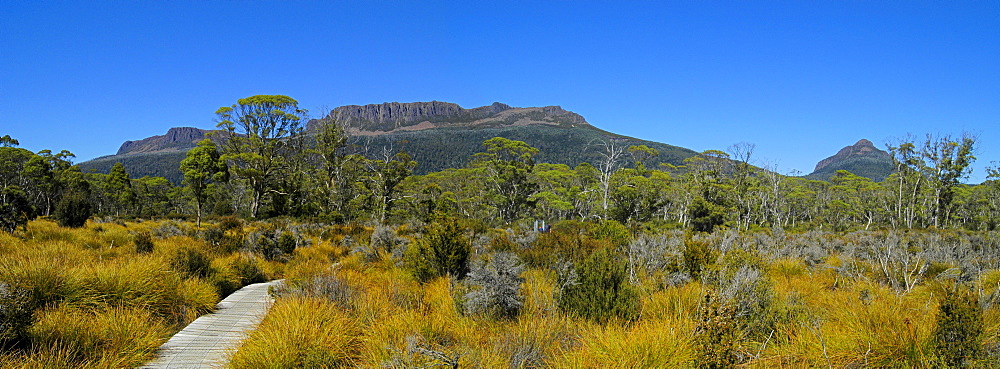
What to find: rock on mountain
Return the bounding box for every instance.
[116,127,211,155]
[807,139,894,182]
[80,101,699,183]
[308,101,588,134]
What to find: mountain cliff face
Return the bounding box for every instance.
[81,101,696,183]
[307,101,589,134]
[117,127,210,155]
[807,139,894,182]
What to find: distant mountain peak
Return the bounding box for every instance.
[117,127,211,155]
[307,101,589,135]
[807,138,893,182]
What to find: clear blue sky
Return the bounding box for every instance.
[2,1,997,182]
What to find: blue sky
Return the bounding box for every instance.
[2,1,997,182]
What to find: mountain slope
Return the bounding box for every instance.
[79,102,699,182]
[806,139,894,182]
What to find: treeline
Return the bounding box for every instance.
[2,96,998,233]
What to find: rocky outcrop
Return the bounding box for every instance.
[117,127,209,155]
[307,101,588,134]
[808,139,894,182]
[813,139,883,173]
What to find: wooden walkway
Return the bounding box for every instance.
[140,279,284,368]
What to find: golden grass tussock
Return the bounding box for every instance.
[555,319,697,368]
[21,305,169,369]
[0,219,277,368]
[228,296,362,369]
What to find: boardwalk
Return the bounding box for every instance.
[140,279,284,369]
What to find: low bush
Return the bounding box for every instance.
[557,247,639,323]
[404,218,471,282]
[133,231,154,254]
[463,252,525,319]
[53,191,92,228]
[933,285,984,367]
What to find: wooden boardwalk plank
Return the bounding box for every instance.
[139,280,284,369]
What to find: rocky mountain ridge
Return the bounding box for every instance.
[308,101,589,134]
[81,101,691,183]
[807,139,894,182]
[116,127,211,155]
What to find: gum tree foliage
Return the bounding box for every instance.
[310,117,357,220]
[474,137,539,223]
[1,140,35,232]
[104,162,135,216]
[887,134,976,228]
[181,139,228,226]
[364,149,417,223]
[216,95,307,218]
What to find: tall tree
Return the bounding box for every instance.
[475,137,539,223]
[181,139,228,226]
[920,134,976,227]
[216,95,307,218]
[104,162,134,216]
[364,148,417,223]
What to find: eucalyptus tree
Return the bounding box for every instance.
[216,95,307,218]
[181,139,228,226]
[104,162,134,217]
[364,148,417,223]
[474,137,540,223]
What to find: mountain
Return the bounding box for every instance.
[79,127,220,183]
[79,102,700,183]
[308,101,587,134]
[116,127,211,155]
[806,139,894,182]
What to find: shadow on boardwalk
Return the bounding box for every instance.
[140,279,284,369]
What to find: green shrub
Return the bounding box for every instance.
[230,254,267,286]
[132,231,154,254]
[217,215,242,231]
[587,220,632,247]
[694,291,743,368]
[683,237,715,280]
[169,246,212,279]
[0,186,32,233]
[557,247,639,323]
[689,197,726,233]
[53,191,92,228]
[405,218,471,282]
[0,281,33,343]
[933,285,984,367]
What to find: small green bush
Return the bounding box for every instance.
[230,254,267,286]
[133,231,154,254]
[587,220,632,247]
[695,291,743,368]
[933,285,984,367]
[169,246,212,279]
[405,218,471,282]
[54,191,92,228]
[557,247,639,323]
[683,237,715,280]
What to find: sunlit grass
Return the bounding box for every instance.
[0,218,278,368]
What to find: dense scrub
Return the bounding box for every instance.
[230,220,1000,368]
[0,218,316,368]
